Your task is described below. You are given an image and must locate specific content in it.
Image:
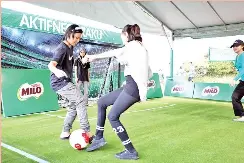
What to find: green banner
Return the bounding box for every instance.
[1,8,122,45]
[112,72,163,99]
[193,82,244,102]
[2,69,59,117]
[164,80,194,98]
[164,80,244,102]
[147,73,163,99]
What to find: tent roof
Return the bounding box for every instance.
[27,1,244,38]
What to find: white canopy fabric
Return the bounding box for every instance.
[26,1,244,39]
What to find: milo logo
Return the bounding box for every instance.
[147,80,156,89]
[17,82,44,101]
[171,85,184,93]
[201,86,219,96]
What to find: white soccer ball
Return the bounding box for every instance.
[69,129,89,150]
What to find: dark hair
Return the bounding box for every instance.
[63,24,83,41]
[238,44,244,51]
[122,24,142,42]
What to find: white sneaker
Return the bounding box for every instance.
[233,116,244,122]
[60,132,70,139]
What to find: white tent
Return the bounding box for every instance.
[26,1,244,39]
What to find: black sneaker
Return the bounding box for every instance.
[86,137,107,152]
[115,149,139,160]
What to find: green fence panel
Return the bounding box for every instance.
[147,73,163,99]
[164,80,194,98]
[193,82,244,102]
[2,69,59,117]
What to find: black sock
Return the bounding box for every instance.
[110,121,136,153]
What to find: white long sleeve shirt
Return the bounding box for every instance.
[92,41,152,102]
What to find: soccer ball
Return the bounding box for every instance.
[69,129,90,150]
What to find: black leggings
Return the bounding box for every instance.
[232,80,244,116]
[95,76,140,152]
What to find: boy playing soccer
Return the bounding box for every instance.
[48,24,93,140]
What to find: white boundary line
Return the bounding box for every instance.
[125,104,176,114]
[41,104,177,121]
[1,143,50,163]
[40,112,98,121]
[5,109,64,118]
[5,104,176,121]
[4,102,172,118]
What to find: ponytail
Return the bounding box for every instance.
[131,24,142,42]
[122,24,142,42]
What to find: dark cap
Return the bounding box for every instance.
[230,39,244,48]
